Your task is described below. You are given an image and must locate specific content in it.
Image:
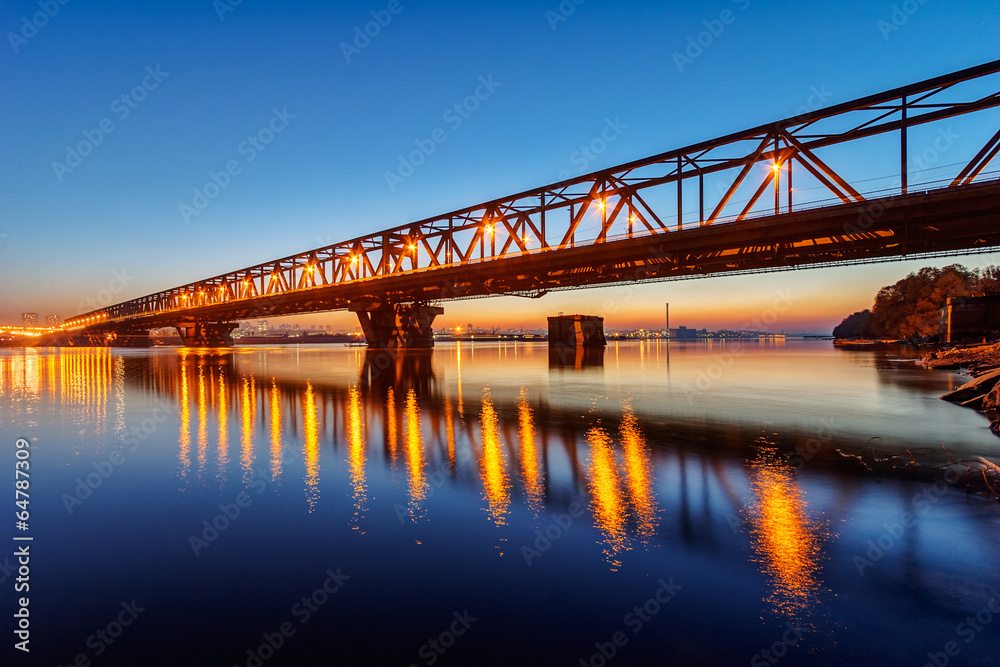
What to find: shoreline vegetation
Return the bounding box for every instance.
[830,262,1000,499]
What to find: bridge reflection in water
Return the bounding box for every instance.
[0,345,839,618]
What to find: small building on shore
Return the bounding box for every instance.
[939,294,1000,343]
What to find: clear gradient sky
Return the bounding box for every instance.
[2,0,998,334]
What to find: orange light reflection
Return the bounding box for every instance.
[517,388,544,513]
[586,426,627,569]
[479,390,509,526]
[746,448,825,620]
[303,381,320,511]
[347,385,367,528]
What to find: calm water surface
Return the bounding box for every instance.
[2,340,999,666]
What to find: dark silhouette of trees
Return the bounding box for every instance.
[834,264,999,339]
[833,310,873,338]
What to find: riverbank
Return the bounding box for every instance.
[923,340,1000,371]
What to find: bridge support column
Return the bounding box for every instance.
[547,314,607,348]
[351,303,444,348]
[176,322,237,348]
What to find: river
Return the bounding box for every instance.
[2,340,998,666]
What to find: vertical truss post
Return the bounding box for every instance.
[540,193,546,249]
[676,155,683,231]
[699,171,704,225]
[774,137,780,215]
[901,95,908,194]
[787,156,793,213]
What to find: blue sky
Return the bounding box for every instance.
[2,0,998,333]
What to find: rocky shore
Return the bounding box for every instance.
[923,340,1000,372]
[932,342,1000,444]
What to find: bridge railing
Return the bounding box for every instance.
[65,60,1000,329]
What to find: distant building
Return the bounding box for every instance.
[257,320,268,333]
[22,313,37,327]
[46,315,59,326]
[668,326,704,340]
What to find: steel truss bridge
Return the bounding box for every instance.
[60,60,1000,347]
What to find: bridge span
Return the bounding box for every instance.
[57,60,1000,347]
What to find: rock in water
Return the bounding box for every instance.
[941,367,1000,403]
[984,382,1000,411]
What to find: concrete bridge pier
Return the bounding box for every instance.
[547,314,607,348]
[176,322,238,347]
[351,302,444,348]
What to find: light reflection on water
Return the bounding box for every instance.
[404,387,427,517]
[479,389,510,527]
[586,425,627,569]
[347,385,367,529]
[747,442,826,622]
[303,381,320,511]
[3,341,1000,665]
[517,388,544,514]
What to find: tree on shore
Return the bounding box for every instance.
[834,264,998,339]
[832,310,873,338]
